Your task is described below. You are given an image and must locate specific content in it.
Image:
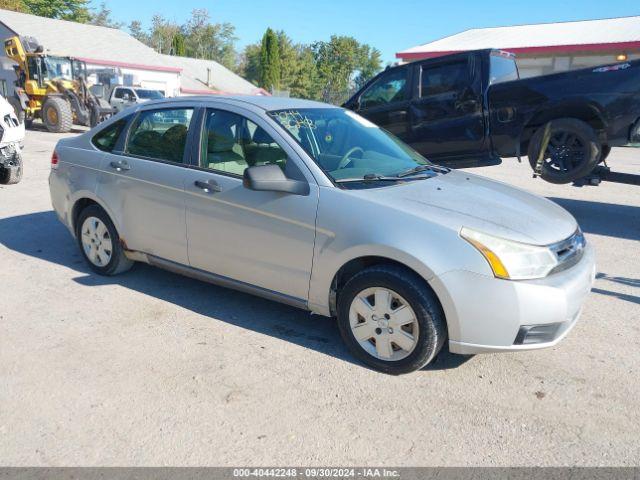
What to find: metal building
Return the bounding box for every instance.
[396,16,640,78]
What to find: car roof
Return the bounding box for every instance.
[137,95,337,112]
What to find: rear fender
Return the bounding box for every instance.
[521,100,607,149]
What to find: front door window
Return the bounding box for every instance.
[360,68,408,109]
[200,109,288,176]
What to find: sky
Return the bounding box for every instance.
[95,0,638,63]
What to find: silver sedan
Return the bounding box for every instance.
[49,96,596,374]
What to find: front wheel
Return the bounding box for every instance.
[528,118,601,184]
[0,153,23,185]
[42,96,73,133]
[337,264,446,375]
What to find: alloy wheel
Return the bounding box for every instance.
[543,131,587,174]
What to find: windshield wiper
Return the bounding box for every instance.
[395,164,450,178]
[334,173,400,183]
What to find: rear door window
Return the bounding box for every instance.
[420,62,468,97]
[91,116,131,152]
[125,108,194,163]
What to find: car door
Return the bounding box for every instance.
[110,87,125,112]
[96,104,197,265]
[182,106,319,304]
[352,66,411,140]
[122,88,137,107]
[409,56,488,164]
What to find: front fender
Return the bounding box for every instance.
[307,189,491,316]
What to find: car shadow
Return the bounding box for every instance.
[0,210,468,372]
[548,197,640,242]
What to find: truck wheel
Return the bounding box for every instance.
[337,264,446,375]
[42,97,73,133]
[528,118,601,184]
[0,153,23,185]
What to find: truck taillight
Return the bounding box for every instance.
[51,151,59,169]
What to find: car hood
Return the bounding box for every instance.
[352,170,577,245]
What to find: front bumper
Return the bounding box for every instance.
[430,243,596,355]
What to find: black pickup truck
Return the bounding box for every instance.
[344,49,640,183]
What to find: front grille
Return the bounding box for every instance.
[548,229,586,275]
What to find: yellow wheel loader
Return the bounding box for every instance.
[4,36,114,133]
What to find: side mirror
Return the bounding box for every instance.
[243,164,309,196]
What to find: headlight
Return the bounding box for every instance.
[460,227,558,280]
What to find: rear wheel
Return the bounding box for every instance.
[42,96,73,133]
[76,205,133,276]
[528,118,601,184]
[337,264,446,375]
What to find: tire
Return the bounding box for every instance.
[527,118,601,184]
[0,153,23,185]
[42,97,73,133]
[89,107,100,128]
[337,264,446,375]
[75,205,134,276]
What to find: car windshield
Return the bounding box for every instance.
[268,108,432,182]
[136,89,164,99]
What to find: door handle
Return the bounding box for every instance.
[109,160,130,172]
[194,179,221,193]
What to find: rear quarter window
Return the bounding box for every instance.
[91,116,131,152]
[490,55,519,84]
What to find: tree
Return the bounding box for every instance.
[276,31,298,92]
[183,9,237,69]
[313,35,382,104]
[128,20,150,45]
[239,43,261,86]
[259,28,280,92]
[89,2,123,29]
[0,0,29,13]
[355,44,382,90]
[289,44,321,99]
[171,32,186,56]
[24,0,91,22]
[149,14,181,55]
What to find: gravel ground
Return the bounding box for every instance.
[1,129,639,466]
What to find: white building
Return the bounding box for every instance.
[0,8,263,99]
[396,16,640,78]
